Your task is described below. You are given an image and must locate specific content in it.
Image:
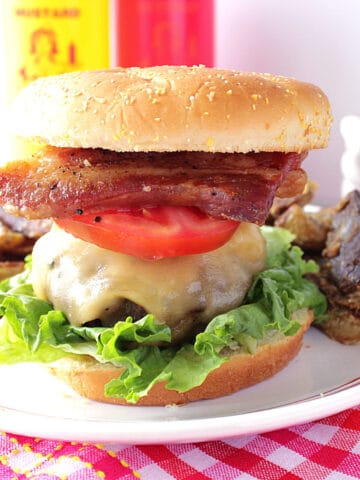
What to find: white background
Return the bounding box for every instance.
[216,0,360,205]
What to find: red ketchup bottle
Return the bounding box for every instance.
[112,0,214,67]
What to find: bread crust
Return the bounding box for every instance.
[49,308,313,406]
[12,66,332,154]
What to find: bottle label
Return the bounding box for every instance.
[0,0,109,105]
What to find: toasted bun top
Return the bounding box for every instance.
[12,66,332,154]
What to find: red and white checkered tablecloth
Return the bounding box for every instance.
[0,405,359,480]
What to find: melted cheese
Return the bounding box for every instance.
[31,223,266,343]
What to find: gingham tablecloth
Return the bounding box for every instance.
[0,405,359,480]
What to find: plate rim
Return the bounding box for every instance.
[0,380,359,444]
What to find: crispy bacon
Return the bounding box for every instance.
[0,147,307,224]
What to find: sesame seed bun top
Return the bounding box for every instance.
[11,65,332,154]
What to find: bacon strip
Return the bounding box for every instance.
[0,147,307,224]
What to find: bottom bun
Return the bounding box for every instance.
[49,308,313,406]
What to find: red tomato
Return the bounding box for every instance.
[55,206,239,260]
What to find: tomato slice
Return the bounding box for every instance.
[55,206,239,260]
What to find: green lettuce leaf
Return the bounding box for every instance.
[0,227,327,403]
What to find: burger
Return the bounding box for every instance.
[0,66,332,405]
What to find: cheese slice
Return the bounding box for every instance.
[31,223,266,343]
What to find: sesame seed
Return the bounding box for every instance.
[251,94,261,101]
[285,88,295,95]
[206,136,214,148]
[93,96,106,104]
[207,91,215,102]
[155,87,166,95]
[226,89,233,95]
[276,131,286,142]
[154,117,161,122]
[252,104,257,111]
[125,96,136,105]
[83,159,91,167]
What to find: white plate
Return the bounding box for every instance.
[0,328,359,444]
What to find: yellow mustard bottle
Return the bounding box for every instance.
[0,0,109,106]
[0,0,109,160]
